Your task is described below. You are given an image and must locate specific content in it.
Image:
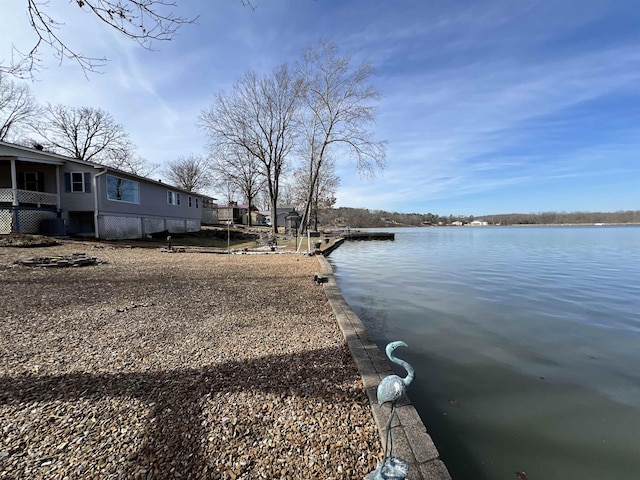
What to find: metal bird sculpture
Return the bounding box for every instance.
[377,341,415,407]
[368,341,414,480]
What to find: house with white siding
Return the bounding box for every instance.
[0,141,213,239]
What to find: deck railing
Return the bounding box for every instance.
[0,188,58,206]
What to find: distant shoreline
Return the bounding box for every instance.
[336,222,640,230]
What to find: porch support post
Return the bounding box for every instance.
[10,159,18,206]
[10,159,19,233]
[55,165,61,210]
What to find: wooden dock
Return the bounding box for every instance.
[341,231,395,241]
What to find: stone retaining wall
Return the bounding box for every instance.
[316,254,452,480]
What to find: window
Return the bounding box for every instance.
[72,172,84,192]
[107,175,139,203]
[24,172,43,191]
[167,191,181,205]
[188,196,193,207]
[195,198,199,208]
[64,172,91,193]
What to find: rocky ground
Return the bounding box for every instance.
[0,240,380,479]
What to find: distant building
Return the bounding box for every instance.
[216,203,244,224]
[201,198,219,225]
[243,210,266,226]
[216,203,266,225]
[263,206,295,228]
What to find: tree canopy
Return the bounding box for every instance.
[37,104,130,162]
[200,41,387,232]
[295,41,386,231]
[0,73,39,141]
[199,64,303,233]
[163,154,212,192]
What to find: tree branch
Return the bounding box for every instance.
[2,0,198,79]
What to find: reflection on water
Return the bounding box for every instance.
[328,226,640,480]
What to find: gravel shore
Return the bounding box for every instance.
[0,241,380,479]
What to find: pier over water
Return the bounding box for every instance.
[341,231,395,241]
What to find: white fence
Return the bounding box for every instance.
[0,209,12,234]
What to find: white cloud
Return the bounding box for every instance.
[2,1,639,213]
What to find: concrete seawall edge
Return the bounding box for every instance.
[316,253,452,480]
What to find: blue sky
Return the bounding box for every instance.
[2,0,639,216]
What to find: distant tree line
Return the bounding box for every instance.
[477,210,640,226]
[319,208,436,228]
[317,208,640,229]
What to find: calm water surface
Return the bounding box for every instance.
[328,226,640,480]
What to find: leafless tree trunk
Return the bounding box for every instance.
[311,159,339,230]
[292,157,339,231]
[210,147,266,227]
[2,1,197,78]
[199,64,302,234]
[0,74,40,141]
[296,41,387,232]
[164,154,212,192]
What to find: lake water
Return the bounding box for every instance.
[327,226,640,480]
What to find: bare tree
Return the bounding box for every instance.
[0,73,40,141]
[199,64,302,234]
[36,103,131,161]
[277,176,300,211]
[34,103,156,175]
[312,165,339,230]
[295,41,386,232]
[210,147,266,226]
[216,181,240,207]
[253,186,273,214]
[163,153,211,192]
[106,139,159,176]
[2,1,197,78]
[293,156,339,231]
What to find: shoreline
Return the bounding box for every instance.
[317,253,451,480]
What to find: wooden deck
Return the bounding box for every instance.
[341,231,395,241]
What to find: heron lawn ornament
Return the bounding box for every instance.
[377,341,415,407]
[367,341,414,480]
